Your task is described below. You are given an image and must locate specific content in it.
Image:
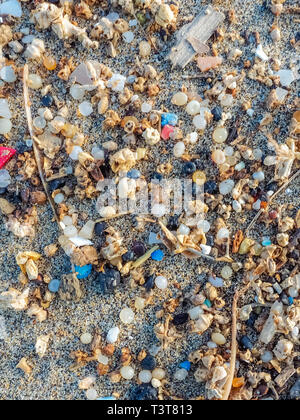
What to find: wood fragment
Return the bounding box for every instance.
[168,5,225,68]
[245,169,300,235]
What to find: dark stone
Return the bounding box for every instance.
[295,32,300,43]
[96,269,121,294]
[41,94,53,107]
[0,187,6,195]
[143,275,155,292]
[152,172,163,183]
[122,250,135,263]
[182,162,196,176]
[141,355,156,370]
[132,241,146,257]
[246,312,258,329]
[211,106,222,121]
[48,178,66,193]
[289,379,300,399]
[167,215,180,231]
[173,313,189,326]
[94,222,106,236]
[128,384,158,400]
[204,180,217,194]
[240,335,254,350]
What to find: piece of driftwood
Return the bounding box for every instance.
[168,5,225,68]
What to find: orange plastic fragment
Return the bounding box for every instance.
[260,201,268,209]
[232,377,245,388]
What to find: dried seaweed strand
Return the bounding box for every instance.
[245,169,300,235]
[221,281,251,401]
[23,64,61,227]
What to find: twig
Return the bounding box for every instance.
[23,64,61,228]
[245,169,300,235]
[95,211,132,223]
[221,281,251,400]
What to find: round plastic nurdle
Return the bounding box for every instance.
[171,92,188,106]
[138,370,152,383]
[155,275,168,289]
[86,388,98,400]
[211,149,226,165]
[192,170,206,185]
[120,307,135,324]
[211,332,226,345]
[120,366,135,380]
[48,279,60,293]
[212,127,228,143]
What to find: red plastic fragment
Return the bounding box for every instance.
[161,124,175,140]
[0,147,16,169]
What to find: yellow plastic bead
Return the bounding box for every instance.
[43,56,57,71]
[192,170,206,185]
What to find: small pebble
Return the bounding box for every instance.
[53,193,64,204]
[208,276,224,288]
[0,66,16,83]
[173,142,185,157]
[152,368,165,380]
[28,74,42,89]
[240,335,253,350]
[261,351,273,363]
[219,179,234,195]
[69,146,83,161]
[119,307,134,324]
[86,388,98,400]
[122,31,134,43]
[106,327,120,344]
[253,171,265,182]
[80,332,93,344]
[79,101,93,117]
[186,100,201,115]
[174,368,188,381]
[211,332,226,345]
[221,266,233,280]
[188,306,203,319]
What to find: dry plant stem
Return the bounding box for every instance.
[221,281,251,400]
[23,64,61,228]
[95,211,132,223]
[245,169,300,235]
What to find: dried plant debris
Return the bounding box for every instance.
[168,5,225,68]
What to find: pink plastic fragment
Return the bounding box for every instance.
[0,147,16,169]
[161,124,174,140]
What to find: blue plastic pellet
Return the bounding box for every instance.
[127,169,141,179]
[97,396,116,401]
[74,264,92,279]
[288,296,294,306]
[151,249,164,261]
[179,361,191,371]
[48,279,61,293]
[204,299,212,308]
[262,239,272,246]
[161,113,178,127]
